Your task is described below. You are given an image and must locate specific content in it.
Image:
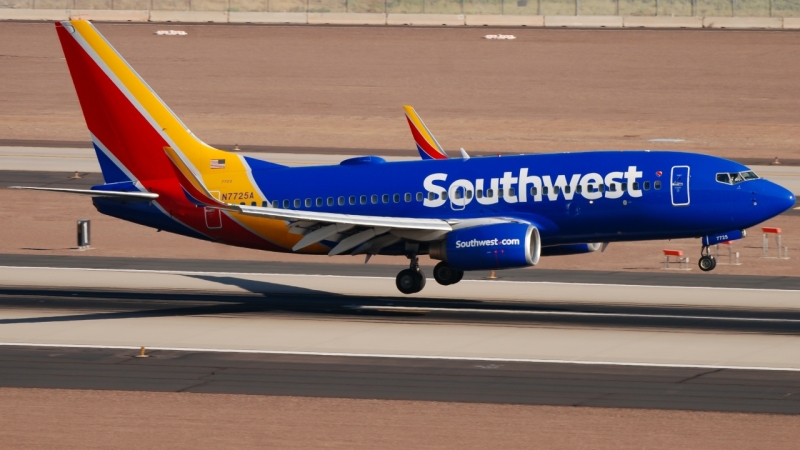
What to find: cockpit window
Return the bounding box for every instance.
[742,171,759,180]
[716,171,759,185]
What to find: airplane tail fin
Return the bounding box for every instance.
[403,105,449,160]
[55,20,237,186]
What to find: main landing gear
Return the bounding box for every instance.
[698,246,717,272]
[396,255,426,294]
[396,258,466,294]
[433,261,464,286]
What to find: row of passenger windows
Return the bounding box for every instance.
[237,181,663,208]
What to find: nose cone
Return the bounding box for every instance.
[761,180,796,218]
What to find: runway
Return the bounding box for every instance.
[2,344,800,414]
[0,256,800,404]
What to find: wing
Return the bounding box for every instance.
[162,146,454,256]
[403,105,449,160]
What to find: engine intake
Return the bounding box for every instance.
[429,223,540,271]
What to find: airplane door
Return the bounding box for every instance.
[450,186,466,211]
[670,166,690,206]
[204,207,222,229]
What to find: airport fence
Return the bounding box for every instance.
[1,0,799,17]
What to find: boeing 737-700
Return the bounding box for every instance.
[13,20,795,294]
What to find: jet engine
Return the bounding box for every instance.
[428,223,541,271]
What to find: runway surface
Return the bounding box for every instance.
[2,254,800,412]
[2,344,800,414]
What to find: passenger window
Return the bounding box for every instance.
[240,202,245,206]
[327,197,334,206]
[250,201,256,206]
[305,199,312,208]
[349,196,356,205]
[486,189,494,198]
[599,185,605,193]
[530,187,537,196]
[442,191,448,201]
[283,200,290,208]
[466,190,473,200]
[564,186,571,194]
[371,195,378,204]
[576,185,582,194]
[272,200,279,208]
[643,181,650,190]
[632,182,639,191]
[416,192,423,201]
[454,190,462,200]
[477,189,483,198]
[294,199,300,208]
[654,181,661,190]
[338,197,345,206]
[360,195,367,205]
[553,186,560,195]
[316,198,323,207]
[405,193,412,202]
[428,192,436,200]
[394,194,400,203]
[542,187,549,195]
[498,189,504,198]
[261,201,268,207]
[609,184,616,192]
[382,194,389,203]
[621,183,627,191]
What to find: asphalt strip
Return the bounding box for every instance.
[2,342,800,372]
[1,265,797,293]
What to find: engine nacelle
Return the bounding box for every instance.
[429,223,541,271]
[541,243,602,256]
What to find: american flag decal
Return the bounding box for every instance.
[210,159,225,169]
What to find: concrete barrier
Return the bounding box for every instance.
[387,13,465,26]
[149,10,228,23]
[465,14,543,27]
[623,16,702,28]
[69,9,149,22]
[228,11,306,24]
[782,18,800,29]
[545,15,623,28]
[703,16,783,29]
[0,9,69,20]
[308,12,385,25]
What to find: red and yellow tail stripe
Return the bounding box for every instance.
[403,105,448,160]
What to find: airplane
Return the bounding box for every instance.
[13,20,795,295]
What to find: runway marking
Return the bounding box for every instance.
[2,342,800,372]
[1,265,799,292]
[349,305,800,323]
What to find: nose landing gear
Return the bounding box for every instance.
[433,262,464,286]
[396,255,426,294]
[698,246,717,272]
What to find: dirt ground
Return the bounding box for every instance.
[1,388,799,449]
[1,22,800,161]
[4,189,798,276]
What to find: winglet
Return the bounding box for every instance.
[163,147,236,210]
[403,105,448,160]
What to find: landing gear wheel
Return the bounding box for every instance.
[396,269,426,294]
[433,262,464,286]
[698,255,716,272]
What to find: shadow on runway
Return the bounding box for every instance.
[2,279,800,335]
